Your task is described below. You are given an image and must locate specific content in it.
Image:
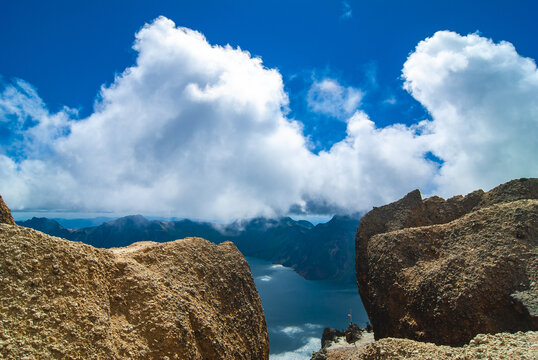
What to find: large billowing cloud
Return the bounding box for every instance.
[0,18,536,220]
[0,17,313,220]
[403,31,538,196]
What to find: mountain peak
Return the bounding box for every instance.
[106,214,150,227]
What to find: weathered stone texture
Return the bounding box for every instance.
[0,223,269,359]
[355,178,538,346]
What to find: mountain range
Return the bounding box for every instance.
[18,214,361,282]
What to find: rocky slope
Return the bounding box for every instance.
[0,200,269,359]
[19,214,361,282]
[322,331,537,360]
[355,178,537,346]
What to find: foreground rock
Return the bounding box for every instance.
[356,178,538,346]
[322,331,537,360]
[0,223,269,359]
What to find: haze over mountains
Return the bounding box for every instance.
[18,214,361,283]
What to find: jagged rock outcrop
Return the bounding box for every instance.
[0,220,269,358]
[356,178,538,346]
[320,323,364,349]
[0,195,15,225]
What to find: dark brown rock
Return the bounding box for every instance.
[344,323,363,343]
[0,223,269,359]
[322,328,345,348]
[0,195,15,225]
[356,178,538,346]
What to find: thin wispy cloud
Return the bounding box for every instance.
[307,78,363,120]
[383,96,397,105]
[340,1,352,20]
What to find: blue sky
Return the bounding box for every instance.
[1,1,537,220]
[4,0,537,140]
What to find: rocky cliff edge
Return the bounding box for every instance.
[0,199,269,359]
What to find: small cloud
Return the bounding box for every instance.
[383,96,397,105]
[363,62,378,89]
[257,275,272,282]
[340,1,352,20]
[307,78,362,120]
[280,326,304,336]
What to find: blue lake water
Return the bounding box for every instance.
[246,257,368,360]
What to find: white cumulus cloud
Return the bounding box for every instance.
[307,78,362,120]
[403,31,538,196]
[0,21,536,220]
[0,17,314,220]
[304,111,436,212]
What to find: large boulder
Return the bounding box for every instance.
[356,178,538,346]
[0,220,269,358]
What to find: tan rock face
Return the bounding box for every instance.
[323,331,538,360]
[0,224,269,359]
[0,195,15,225]
[355,178,538,346]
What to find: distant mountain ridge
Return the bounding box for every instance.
[53,217,116,229]
[18,214,360,282]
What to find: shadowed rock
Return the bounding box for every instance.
[356,178,538,346]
